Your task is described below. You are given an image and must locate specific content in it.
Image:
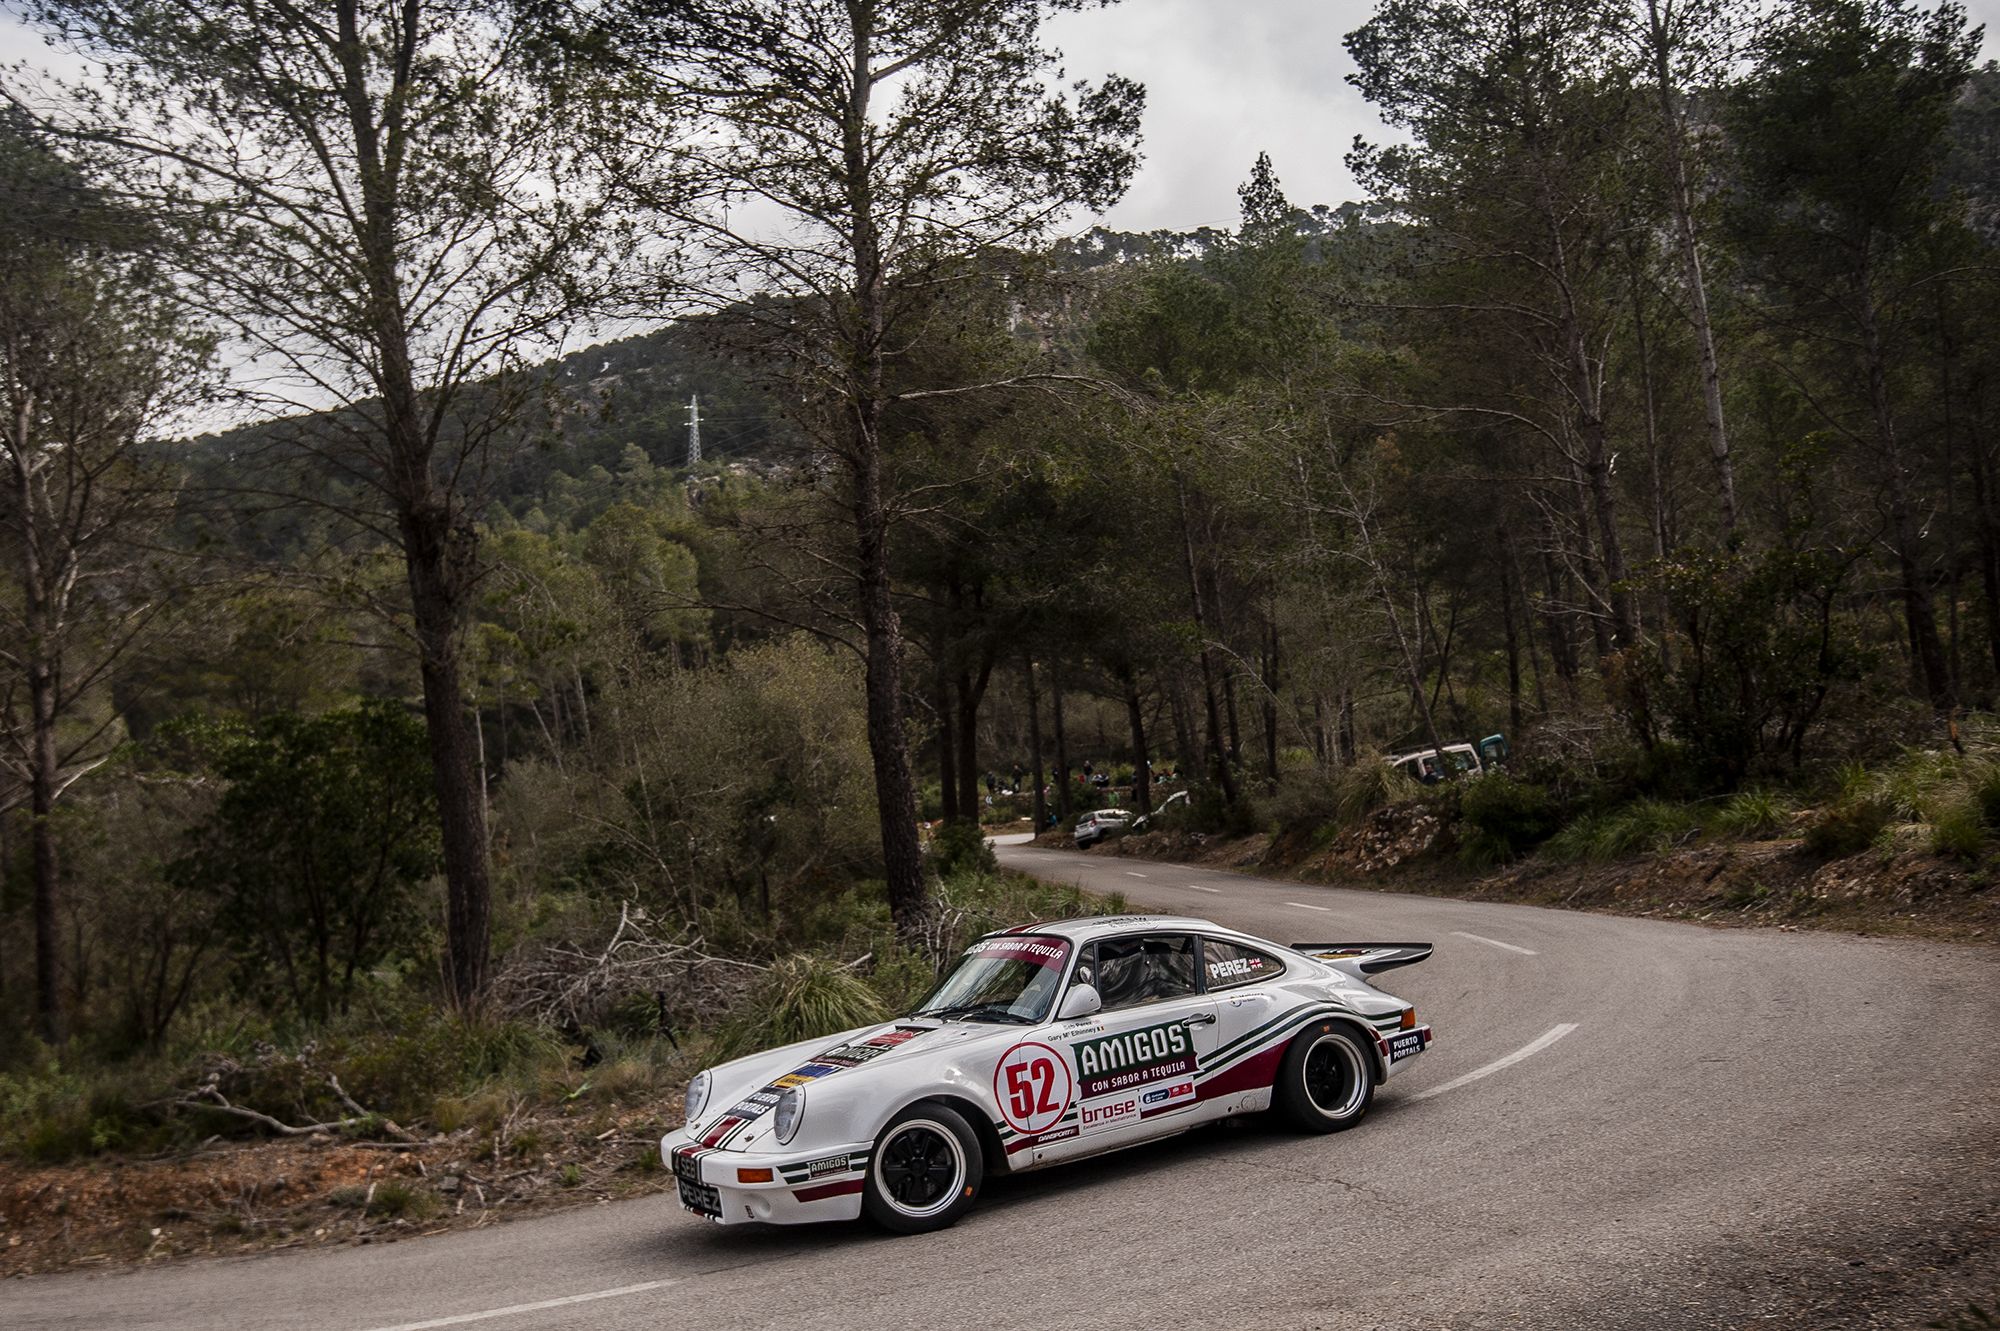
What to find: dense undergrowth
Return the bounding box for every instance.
[1109,722,2000,882]
[0,865,1121,1167]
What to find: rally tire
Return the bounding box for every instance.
[863,1102,983,1234]
[1275,1021,1376,1132]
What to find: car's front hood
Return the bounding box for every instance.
[688,1018,1016,1151]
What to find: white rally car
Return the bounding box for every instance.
[661,914,1434,1233]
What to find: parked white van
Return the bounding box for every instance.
[1387,734,1509,784]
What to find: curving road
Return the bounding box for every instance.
[7,841,1998,1330]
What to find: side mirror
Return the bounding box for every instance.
[1056,983,1102,1021]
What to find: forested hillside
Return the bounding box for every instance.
[3,0,1999,1217]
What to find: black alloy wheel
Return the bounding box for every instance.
[862,1102,983,1234]
[1275,1022,1377,1132]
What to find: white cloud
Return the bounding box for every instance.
[9,0,2000,238]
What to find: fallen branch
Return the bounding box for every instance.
[167,1061,416,1143]
[170,1091,363,1138]
[328,1073,418,1143]
[493,902,765,1030]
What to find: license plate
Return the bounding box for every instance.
[677,1176,722,1218]
[1388,1030,1425,1063]
[672,1148,702,1184]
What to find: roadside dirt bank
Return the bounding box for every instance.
[0,1098,679,1279]
[1048,810,1999,945]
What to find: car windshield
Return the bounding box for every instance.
[913,934,1072,1024]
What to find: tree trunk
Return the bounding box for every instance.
[1859,289,1951,707]
[1540,541,1581,699]
[1564,467,1614,662]
[1120,668,1152,814]
[1260,616,1280,787]
[853,462,925,930]
[1222,670,1242,776]
[0,804,10,1003]
[934,648,958,822]
[953,650,994,825]
[1168,675,1197,782]
[1500,529,1524,736]
[841,8,925,935]
[398,490,493,1008]
[1051,656,1072,822]
[30,659,60,1044]
[1024,655,1047,832]
[1647,4,1738,537]
[334,0,495,1008]
[1176,478,1237,802]
[1966,417,2000,680]
[10,392,62,1042]
[1580,420,1637,651]
[1630,255,1675,670]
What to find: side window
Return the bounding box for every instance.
[1070,945,1097,994]
[1095,935,1198,1010]
[1202,938,1283,991]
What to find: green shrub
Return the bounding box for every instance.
[1545,799,1702,863]
[1930,801,1985,860]
[1804,795,1893,858]
[1182,783,1263,837]
[1617,546,1866,789]
[1878,749,1961,822]
[1457,775,1558,865]
[924,820,996,879]
[1718,878,1775,910]
[864,945,943,1016]
[0,1056,174,1163]
[932,866,1125,943]
[1332,758,1422,827]
[716,953,889,1059]
[1974,764,2000,832]
[1266,778,1339,833]
[1712,789,1798,838]
[316,1010,569,1124]
[365,1180,439,1220]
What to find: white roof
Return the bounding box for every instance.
[979,914,1274,947]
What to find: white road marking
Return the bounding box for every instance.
[1191,885,1222,893]
[1286,901,1332,912]
[1451,930,1538,956]
[357,1281,682,1331]
[1409,1024,1579,1102]
[1126,871,1149,878]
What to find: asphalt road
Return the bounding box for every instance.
[7,841,1998,1331]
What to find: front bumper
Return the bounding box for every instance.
[661,1128,874,1225]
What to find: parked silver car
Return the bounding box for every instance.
[1073,808,1133,848]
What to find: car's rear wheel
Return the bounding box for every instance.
[1275,1021,1376,1132]
[862,1102,982,1234]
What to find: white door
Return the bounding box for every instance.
[1035,933,1218,1165]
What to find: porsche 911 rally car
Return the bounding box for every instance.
[661,914,1434,1233]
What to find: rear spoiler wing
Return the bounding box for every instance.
[1292,942,1434,976]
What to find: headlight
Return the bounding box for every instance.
[773,1086,804,1145]
[684,1070,711,1126]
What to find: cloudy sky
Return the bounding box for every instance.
[1045,0,2000,233]
[5,0,2000,235]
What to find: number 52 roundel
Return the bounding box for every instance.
[995,1041,1075,1135]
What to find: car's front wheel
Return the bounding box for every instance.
[1274,1022,1376,1132]
[862,1102,983,1234]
